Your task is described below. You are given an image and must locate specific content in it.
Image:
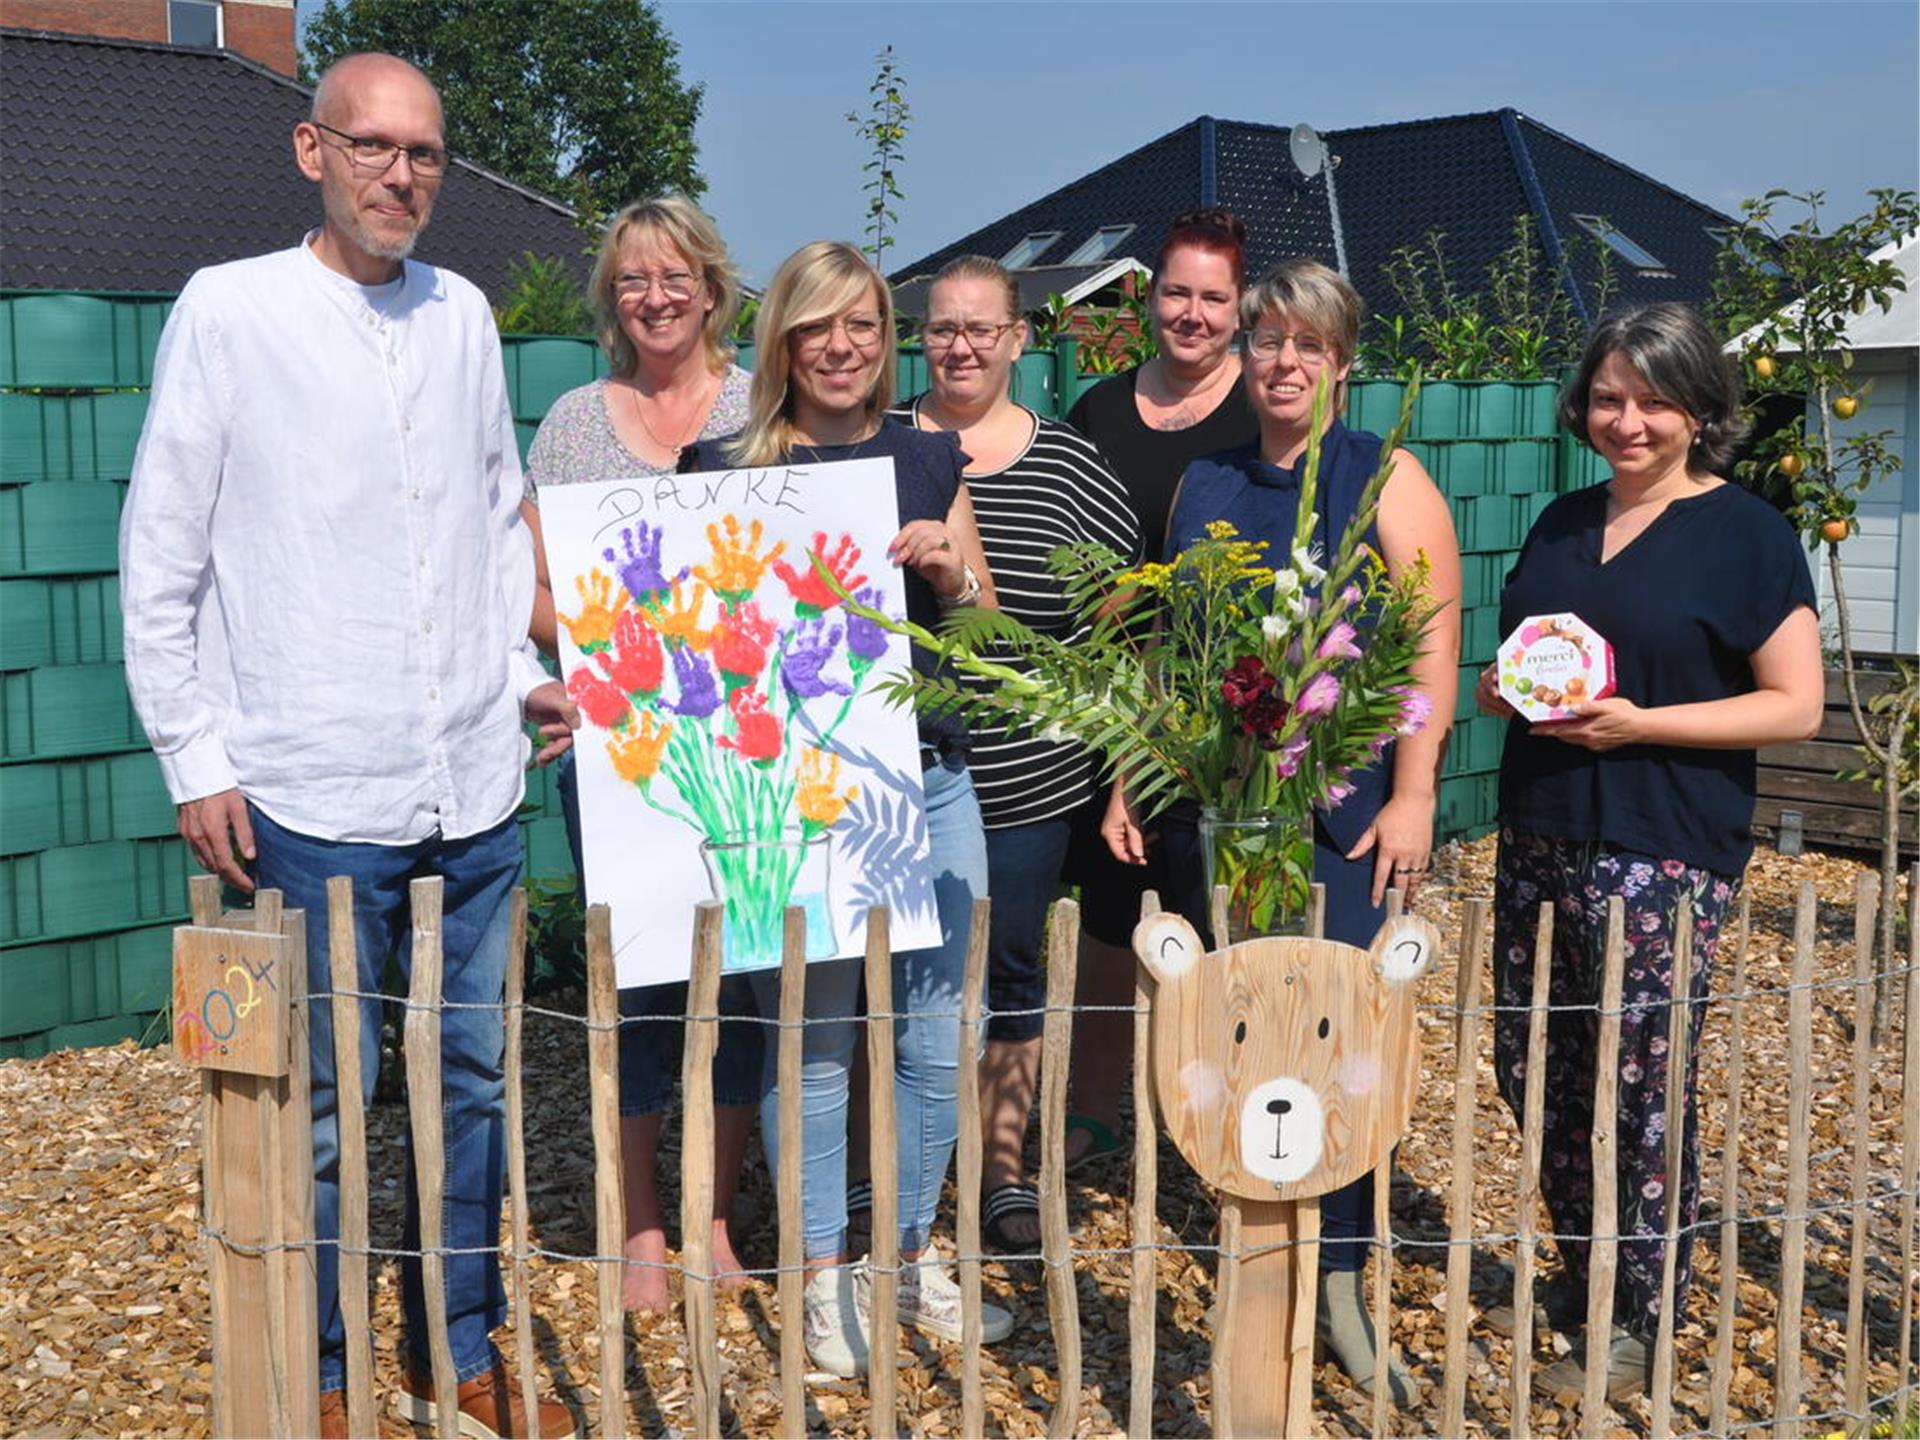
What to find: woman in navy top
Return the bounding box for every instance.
[1475,302,1821,1401]
[1115,258,1463,1401]
[686,240,1011,1376]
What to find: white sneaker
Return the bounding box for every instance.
[802,1264,871,1377]
[874,1255,1014,1344]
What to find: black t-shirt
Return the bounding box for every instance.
[686,418,969,753]
[1496,480,1816,874]
[1066,366,1257,557]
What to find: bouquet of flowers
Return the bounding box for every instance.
[837,379,1441,935]
[557,515,889,966]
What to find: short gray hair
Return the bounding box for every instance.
[1559,303,1749,473]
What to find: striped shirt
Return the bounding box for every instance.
[895,399,1142,829]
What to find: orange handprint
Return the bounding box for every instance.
[607,712,674,784]
[694,514,786,603]
[653,577,711,651]
[557,568,629,652]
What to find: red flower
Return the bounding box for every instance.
[1221,656,1271,712]
[567,666,632,728]
[1243,693,1290,747]
[772,531,868,614]
[717,686,782,763]
[711,600,777,685]
[596,609,663,695]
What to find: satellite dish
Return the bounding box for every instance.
[1289,123,1326,180]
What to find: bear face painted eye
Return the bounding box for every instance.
[1233,1020,1248,1046]
[1317,1016,1330,1040]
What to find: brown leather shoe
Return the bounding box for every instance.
[392,1360,577,1439]
[319,1389,349,1440]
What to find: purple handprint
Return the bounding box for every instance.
[603,522,686,603]
[667,645,722,718]
[782,618,852,701]
[846,586,891,665]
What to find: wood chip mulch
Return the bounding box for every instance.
[2,836,1912,1438]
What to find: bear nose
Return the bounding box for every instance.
[1266,1098,1292,1116]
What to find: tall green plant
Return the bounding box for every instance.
[847,46,910,264]
[493,252,594,335]
[1710,185,1918,1040]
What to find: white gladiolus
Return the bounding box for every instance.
[1261,614,1291,644]
[1292,544,1326,585]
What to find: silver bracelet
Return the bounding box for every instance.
[939,562,982,607]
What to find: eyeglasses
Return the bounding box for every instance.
[792,315,886,351]
[614,271,701,301]
[921,320,1015,352]
[313,121,450,177]
[1244,330,1332,365]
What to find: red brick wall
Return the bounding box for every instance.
[222,1,294,74]
[0,0,296,74]
[0,0,167,42]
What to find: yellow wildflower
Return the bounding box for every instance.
[797,747,859,829]
[607,712,672,784]
[557,568,627,651]
[693,514,786,599]
[653,578,711,650]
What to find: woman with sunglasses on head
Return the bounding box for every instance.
[893,255,1140,1260]
[1060,209,1259,1174]
[684,239,1011,1377]
[521,194,762,1315]
[1111,258,1462,1402]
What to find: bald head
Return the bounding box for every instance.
[310,52,441,131]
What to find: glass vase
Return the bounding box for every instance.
[699,831,837,972]
[1198,806,1313,942]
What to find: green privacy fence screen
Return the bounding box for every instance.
[0,293,1604,1055]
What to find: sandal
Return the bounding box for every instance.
[980,1183,1042,1257]
[844,1179,872,1256]
[1064,1114,1123,1173]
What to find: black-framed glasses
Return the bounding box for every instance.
[313,121,450,177]
[1244,329,1331,365]
[614,270,701,301]
[921,320,1015,351]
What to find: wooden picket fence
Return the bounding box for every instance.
[178,865,1920,1438]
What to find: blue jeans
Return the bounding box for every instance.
[983,812,1077,1043]
[558,753,764,1115]
[752,756,988,1257]
[251,805,520,1392]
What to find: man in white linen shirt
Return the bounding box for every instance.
[119,52,576,1440]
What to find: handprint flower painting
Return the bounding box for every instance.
[538,460,940,983]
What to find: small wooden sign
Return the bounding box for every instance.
[173,925,292,1076]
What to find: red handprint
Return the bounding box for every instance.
[772,531,868,614]
[567,666,632,728]
[716,686,782,763]
[596,608,664,695]
[711,600,777,685]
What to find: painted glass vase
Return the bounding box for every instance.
[699,831,837,971]
[1198,806,1313,942]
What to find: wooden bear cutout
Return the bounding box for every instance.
[1133,910,1440,1202]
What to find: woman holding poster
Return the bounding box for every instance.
[521,194,762,1314]
[1476,302,1822,1400]
[685,240,1011,1376]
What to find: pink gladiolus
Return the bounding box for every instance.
[1395,687,1434,736]
[1317,622,1362,661]
[1297,671,1341,718]
[1340,584,1362,607]
[1276,732,1311,778]
[1325,775,1356,808]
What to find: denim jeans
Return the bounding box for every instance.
[751,756,988,1257]
[251,804,521,1392]
[557,753,764,1115]
[982,812,1077,1043]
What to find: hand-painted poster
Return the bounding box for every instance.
[538,457,941,988]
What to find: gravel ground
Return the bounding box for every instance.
[2,835,1912,1438]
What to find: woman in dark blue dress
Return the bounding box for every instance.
[1104,258,1462,1401]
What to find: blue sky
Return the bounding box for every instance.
[301,1,1920,286]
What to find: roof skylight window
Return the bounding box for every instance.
[999,231,1063,269]
[169,0,222,49]
[1063,224,1137,265]
[1571,215,1672,277]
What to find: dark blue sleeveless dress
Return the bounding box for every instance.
[1162,420,1399,1271]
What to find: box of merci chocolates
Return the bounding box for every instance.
[1498,612,1615,723]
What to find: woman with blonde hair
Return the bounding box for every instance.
[685,240,1011,1376]
[522,193,760,1313]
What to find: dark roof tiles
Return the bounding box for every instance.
[0,29,589,300]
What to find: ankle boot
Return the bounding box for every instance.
[1316,1267,1417,1405]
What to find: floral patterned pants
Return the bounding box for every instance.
[1491,828,1739,1339]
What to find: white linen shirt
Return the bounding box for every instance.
[120,239,546,844]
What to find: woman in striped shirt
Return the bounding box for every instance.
[897,255,1140,1254]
